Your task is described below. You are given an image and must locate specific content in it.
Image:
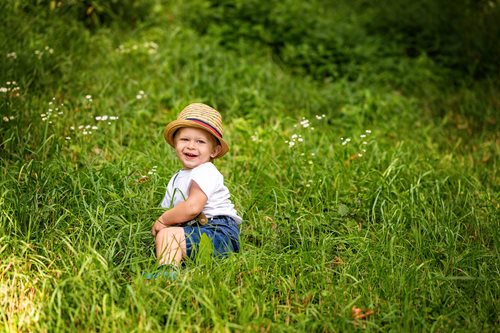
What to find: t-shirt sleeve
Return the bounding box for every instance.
[190,163,222,199]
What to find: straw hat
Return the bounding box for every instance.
[164,103,229,158]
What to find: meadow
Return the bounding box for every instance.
[1,1,498,332]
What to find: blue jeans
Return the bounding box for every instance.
[183,216,240,258]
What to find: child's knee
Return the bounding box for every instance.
[155,227,184,246]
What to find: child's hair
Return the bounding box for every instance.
[163,103,229,158]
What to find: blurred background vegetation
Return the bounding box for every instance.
[1,0,498,331]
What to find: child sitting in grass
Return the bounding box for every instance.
[149,103,241,275]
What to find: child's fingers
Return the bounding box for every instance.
[151,221,161,236]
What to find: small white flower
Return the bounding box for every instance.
[288,141,296,148]
[0,87,7,93]
[3,116,9,122]
[365,130,372,134]
[65,137,71,140]
[70,126,75,130]
[297,137,304,142]
[136,94,143,100]
[85,95,92,100]
[362,141,368,145]
[360,134,366,138]
[95,116,102,121]
[91,126,98,130]
[251,135,258,142]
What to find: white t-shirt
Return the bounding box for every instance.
[160,162,242,224]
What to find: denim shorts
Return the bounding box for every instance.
[184,216,240,258]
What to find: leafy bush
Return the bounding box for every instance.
[178,0,375,81]
[178,0,500,80]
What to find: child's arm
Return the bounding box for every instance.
[151,181,207,236]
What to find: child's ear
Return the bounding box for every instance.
[210,145,222,158]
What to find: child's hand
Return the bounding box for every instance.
[151,219,167,236]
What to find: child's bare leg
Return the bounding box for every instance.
[155,227,187,266]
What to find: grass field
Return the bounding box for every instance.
[1,1,498,332]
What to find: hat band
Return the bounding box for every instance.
[185,118,223,138]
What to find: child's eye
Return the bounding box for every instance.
[180,138,189,141]
[196,140,206,144]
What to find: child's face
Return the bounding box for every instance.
[174,127,222,170]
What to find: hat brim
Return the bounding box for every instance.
[164,120,229,158]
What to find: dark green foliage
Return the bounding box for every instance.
[5,0,157,29]
[360,0,500,79]
[180,0,500,81]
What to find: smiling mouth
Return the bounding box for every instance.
[184,152,198,158]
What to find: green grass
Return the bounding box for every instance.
[1,1,498,332]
